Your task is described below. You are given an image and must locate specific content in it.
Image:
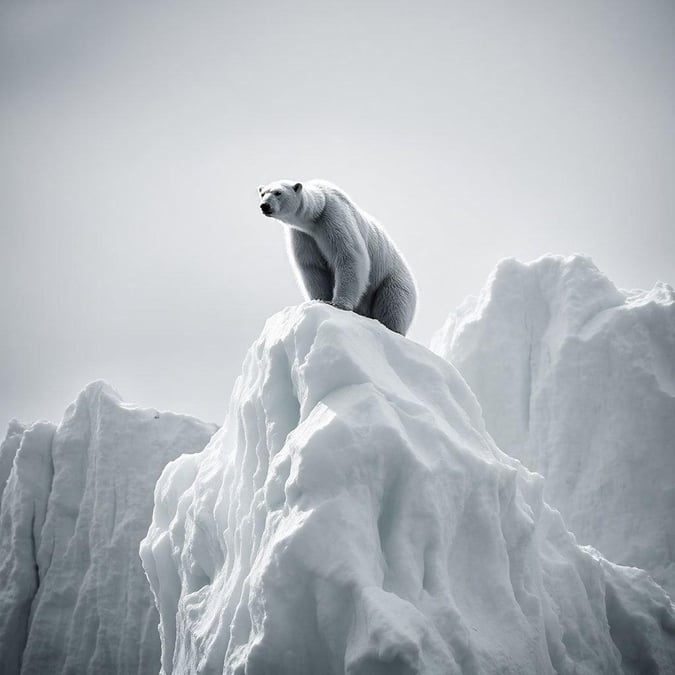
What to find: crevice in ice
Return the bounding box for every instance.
[524,339,533,432]
[187,565,210,594]
[377,468,402,584]
[29,505,39,592]
[110,485,118,539]
[421,545,433,594]
[41,430,56,573]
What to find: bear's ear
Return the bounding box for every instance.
[293,182,302,193]
[258,185,265,195]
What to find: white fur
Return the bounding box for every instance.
[259,179,417,335]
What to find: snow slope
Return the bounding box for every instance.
[141,301,675,674]
[0,382,216,675]
[432,255,675,598]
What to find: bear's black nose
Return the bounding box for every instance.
[261,203,272,215]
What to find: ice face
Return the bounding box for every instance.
[141,301,675,675]
[0,381,216,675]
[432,254,675,598]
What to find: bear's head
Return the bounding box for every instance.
[258,181,302,220]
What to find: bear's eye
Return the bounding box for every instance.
[274,191,281,196]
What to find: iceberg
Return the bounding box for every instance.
[141,301,675,674]
[0,382,216,675]
[432,254,675,598]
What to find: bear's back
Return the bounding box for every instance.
[309,180,380,235]
[311,181,405,284]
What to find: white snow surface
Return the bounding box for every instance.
[141,301,675,674]
[0,382,216,674]
[432,255,675,599]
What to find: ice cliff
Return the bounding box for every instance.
[141,301,675,674]
[0,382,216,674]
[432,255,675,599]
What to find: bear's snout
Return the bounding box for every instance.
[260,203,272,216]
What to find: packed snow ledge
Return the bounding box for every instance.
[141,301,675,675]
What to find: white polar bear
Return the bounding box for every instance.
[258,179,417,335]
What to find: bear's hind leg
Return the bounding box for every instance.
[370,276,415,335]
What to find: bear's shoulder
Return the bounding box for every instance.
[306,179,344,197]
[306,180,356,212]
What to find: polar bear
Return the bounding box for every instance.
[258,179,417,335]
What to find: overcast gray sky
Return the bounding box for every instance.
[1,0,674,427]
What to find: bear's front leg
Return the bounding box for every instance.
[331,252,369,311]
[298,264,334,302]
[288,230,333,301]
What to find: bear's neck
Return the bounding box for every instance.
[292,188,326,228]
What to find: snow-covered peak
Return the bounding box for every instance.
[432,254,626,370]
[0,382,216,675]
[141,301,675,674]
[432,255,675,597]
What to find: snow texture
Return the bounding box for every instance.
[141,301,675,674]
[0,382,216,674]
[432,254,675,599]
